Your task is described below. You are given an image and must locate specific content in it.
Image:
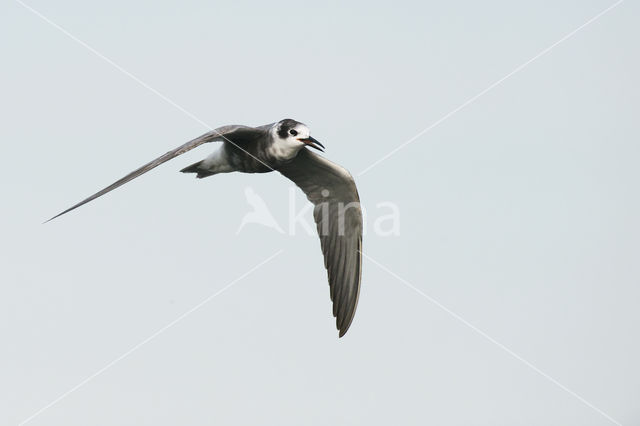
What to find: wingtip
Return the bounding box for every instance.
[338,322,352,338]
[43,211,65,224]
[336,308,356,338]
[43,215,57,224]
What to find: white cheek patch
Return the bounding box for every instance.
[269,135,304,160]
[295,125,310,139]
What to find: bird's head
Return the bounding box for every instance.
[274,118,325,152]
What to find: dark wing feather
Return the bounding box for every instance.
[278,149,363,337]
[46,125,263,222]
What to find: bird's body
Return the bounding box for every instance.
[180,122,297,177]
[49,119,363,337]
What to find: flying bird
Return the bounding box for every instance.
[48,119,363,337]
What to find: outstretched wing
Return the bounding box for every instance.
[47,125,264,222]
[278,149,363,337]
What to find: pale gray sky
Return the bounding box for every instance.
[1,1,639,425]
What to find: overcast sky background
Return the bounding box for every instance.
[1,0,639,425]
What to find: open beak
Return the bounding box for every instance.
[298,136,325,152]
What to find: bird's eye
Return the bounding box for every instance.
[289,129,298,136]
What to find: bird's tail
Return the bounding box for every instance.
[180,161,216,179]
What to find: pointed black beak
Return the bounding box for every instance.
[298,136,325,152]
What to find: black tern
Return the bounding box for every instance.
[48,119,363,337]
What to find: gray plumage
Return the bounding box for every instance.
[279,149,362,336]
[48,119,363,337]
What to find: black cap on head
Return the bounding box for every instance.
[277,118,302,139]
